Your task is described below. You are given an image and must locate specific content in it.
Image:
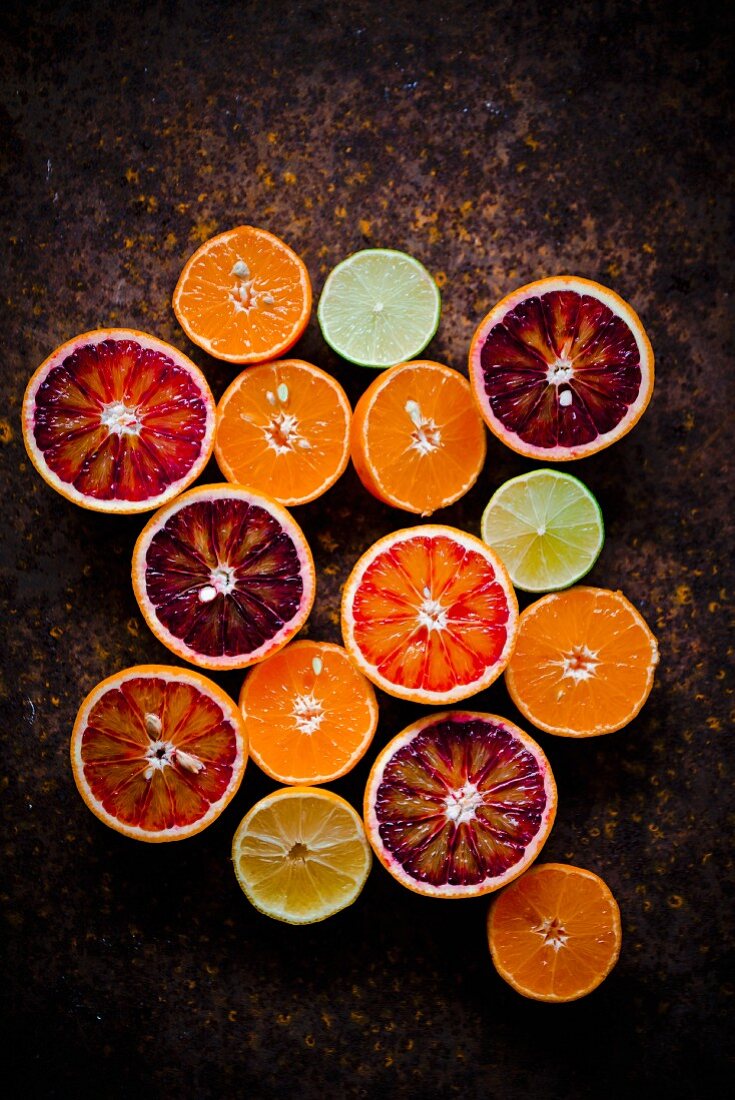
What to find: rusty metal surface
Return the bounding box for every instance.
[1,1,733,1096]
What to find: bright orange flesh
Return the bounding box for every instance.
[505,586,658,736]
[487,863,622,1001]
[172,226,311,364]
[239,641,378,784]
[350,360,486,515]
[342,526,518,704]
[215,359,351,506]
[70,665,247,842]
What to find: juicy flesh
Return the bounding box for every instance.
[351,535,511,693]
[364,366,485,513]
[216,362,348,501]
[509,588,657,733]
[144,498,305,658]
[480,290,642,448]
[242,644,375,782]
[491,866,620,999]
[374,715,548,888]
[80,676,239,831]
[235,794,370,920]
[32,339,209,500]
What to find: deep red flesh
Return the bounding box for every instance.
[374,715,548,888]
[479,291,642,448]
[32,339,209,500]
[81,676,239,831]
[144,498,305,658]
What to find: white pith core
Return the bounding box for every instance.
[291,692,325,735]
[405,399,441,455]
[242,383,311,453]
[546,357,574,385]
[534,916,568,950]
[417,586,448,633]
[199,564,237,601]
[100,400,142,436]
[559,644,599,682]
[229,258,276,312]
[444,781,484,825]
[143,712,204,780]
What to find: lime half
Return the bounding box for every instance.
[317,248,441,368]
[481,469,604,592]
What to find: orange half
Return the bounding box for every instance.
[351,359,486,516]
[215,359,351,506]
[173,226,312,364]
[341,525,518,704]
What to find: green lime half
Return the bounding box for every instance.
[317,248,441,368]
[480,469,604,593]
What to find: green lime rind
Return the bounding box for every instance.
[317,248,441,369]
[480,469,604,593]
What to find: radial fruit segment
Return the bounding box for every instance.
[480,469,604,592]
[132,484,316,671]
[70,665,247,841]
[172,225,312,364]
[469,277,654,460]
[341,526,518,704]
[505,586,659,736]
[350,360,487,516]
[232,786,372,924]
[317,248,441,369]
[487,863,622,1002]
[364,712,557,899]
[215,359,352,506]
[239,640,378,785]
[22,329,215,513]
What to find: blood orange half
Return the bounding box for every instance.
[341,526,518,704]
[22,329,215,512]
[469,277,654,460]
[132,484,316,671]
[364,712,557,898]
[71,665,247,842]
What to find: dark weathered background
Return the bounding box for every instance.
[1,1,733,1096]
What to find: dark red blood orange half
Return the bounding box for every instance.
[132,484,316,671]
[469,277,654,460]
[22,329,216,512]
[364,712,557,898]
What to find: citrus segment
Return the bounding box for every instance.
[172,226,311,364]
[350,360,486,515]
[487,863,622,1001]
[505,586,659,736]
[341,526,518,704]
[317,249,441,368]
[132,484,316,671]
[364,712,556,898]
[232,786,372,923]
[239,641,378,784]
[22,329,215,513]
[481,469,604,592]
[71,665,246,841]
[469,277,654,459]
[214,359,351,506]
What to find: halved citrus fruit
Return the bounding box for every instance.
[341,526,518,704]
[172,226,312,364]
[22,329,215,513]
[132,484,316,671]
[505,586,659,737]
[364,712,556,899]
[350,360,487,516]
[71,665,247,842]
[214,359,351,506]
[469,276,654,459]
[239,640,378,785]
[232,786,372,923]
[480,469,604,592]
[487,863,622,1002]
[317,248,441,368]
